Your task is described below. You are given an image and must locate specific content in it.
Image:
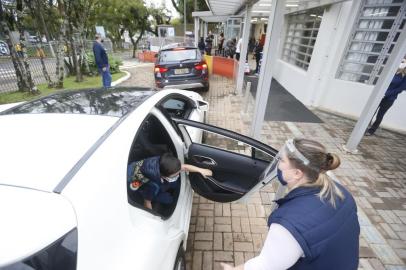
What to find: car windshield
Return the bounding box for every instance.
[160,49,198,62]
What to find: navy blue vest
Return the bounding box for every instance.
[268,183,360,270]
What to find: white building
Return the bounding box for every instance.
[196,0,406,135]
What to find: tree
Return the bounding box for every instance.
[24,0,54,88]
[0,0,38,94]
[170,0,208,24]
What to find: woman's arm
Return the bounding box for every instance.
[220,223,304,270]
[181,164,212,177]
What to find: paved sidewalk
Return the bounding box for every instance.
[121,65,406,270]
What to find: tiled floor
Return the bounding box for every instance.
[122,61,406,270]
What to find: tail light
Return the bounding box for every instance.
[154,66,168,73]
[195,62,208,71]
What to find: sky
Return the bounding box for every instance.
[145,0,180,18]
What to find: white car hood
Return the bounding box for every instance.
[0,185,77,267]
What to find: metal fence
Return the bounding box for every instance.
[0,57,59,93]
[0,41,132,94]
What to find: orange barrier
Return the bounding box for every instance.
[137,51,237,79]
[137,51,157,62]
[211,56,237,79]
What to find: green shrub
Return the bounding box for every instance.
[86,52,122,74]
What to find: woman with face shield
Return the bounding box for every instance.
[221,138,360,270]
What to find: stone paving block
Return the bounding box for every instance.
[214,203,222,216]
[215,217,231,225]
[359,246,377,258]
[252,234,264,252]
[223,232,233,251]
[234,242,254,252]
[223,204,231,217]
[234,252,245,266]
[214,224,232,232]
[233,232,252,242]
[213,232,223,250]
[244,252,255,261]
[249,217,267,226]
[203,251,213,270]
[195,241,214,251]
[200,203,215,210]
[199,210,214,217]
[193,251,203,270]
[231,217,242,232]
[370,244,403,265]
[379,223,399,239]
[195,232,214,241]
[361,225,387,244]
[206,217,214,232]
[213,251,234,262]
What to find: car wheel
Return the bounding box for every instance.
[173,245,186,270]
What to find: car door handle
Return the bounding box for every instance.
[192,155,217,166]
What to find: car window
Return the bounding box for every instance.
[2,229,77,270]
[160,49,198,62]
[190,128,274,162]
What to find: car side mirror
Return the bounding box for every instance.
[198,100,209,111]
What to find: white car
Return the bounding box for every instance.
[0,87,277,270]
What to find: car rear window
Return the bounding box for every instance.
[160,49,198,62]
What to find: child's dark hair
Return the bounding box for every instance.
[159,153,181,177]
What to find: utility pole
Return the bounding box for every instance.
[184,0,187,35]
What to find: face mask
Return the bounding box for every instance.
[163,174,179,183]
[399,63,406,69]
[277,168,288,186]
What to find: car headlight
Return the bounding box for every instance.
[2,228,78,270]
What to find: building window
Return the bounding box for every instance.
[282,8,324,70]
[337,0,406,84]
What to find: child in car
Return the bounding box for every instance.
[127,153,212,210]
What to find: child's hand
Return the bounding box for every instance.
[199,168,213,178]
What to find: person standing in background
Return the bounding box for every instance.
[93,33,112,88]
[366,58,406,136]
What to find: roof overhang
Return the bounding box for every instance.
[192,11,230,23]
[200,0,351,19]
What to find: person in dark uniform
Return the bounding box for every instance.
[367,59,406,136]
[92,33,112,88]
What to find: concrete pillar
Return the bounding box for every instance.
[204,23,208,38]
[236,5,252,95]
[250,0,285,140]
[194,17,199,46]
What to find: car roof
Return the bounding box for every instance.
[0,113,118,192]
[160,43,197,51]
[0,87,156,192]
[1,87,155,118]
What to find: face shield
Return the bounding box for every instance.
[258,139,310,185]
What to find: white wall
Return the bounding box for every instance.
[272,1,406,133]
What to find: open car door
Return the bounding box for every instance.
[172,118,279,203]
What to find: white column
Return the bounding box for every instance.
[250,0,285,140]
[204,23,208,38]
[344,27,406,152]
[194,17,199,46]
[236,5,252,95]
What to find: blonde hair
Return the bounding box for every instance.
[287,139,344,207]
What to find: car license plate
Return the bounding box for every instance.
[174,68,189,75]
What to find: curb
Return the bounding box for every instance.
[112,70,131,86]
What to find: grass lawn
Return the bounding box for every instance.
[0,71,126,105]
